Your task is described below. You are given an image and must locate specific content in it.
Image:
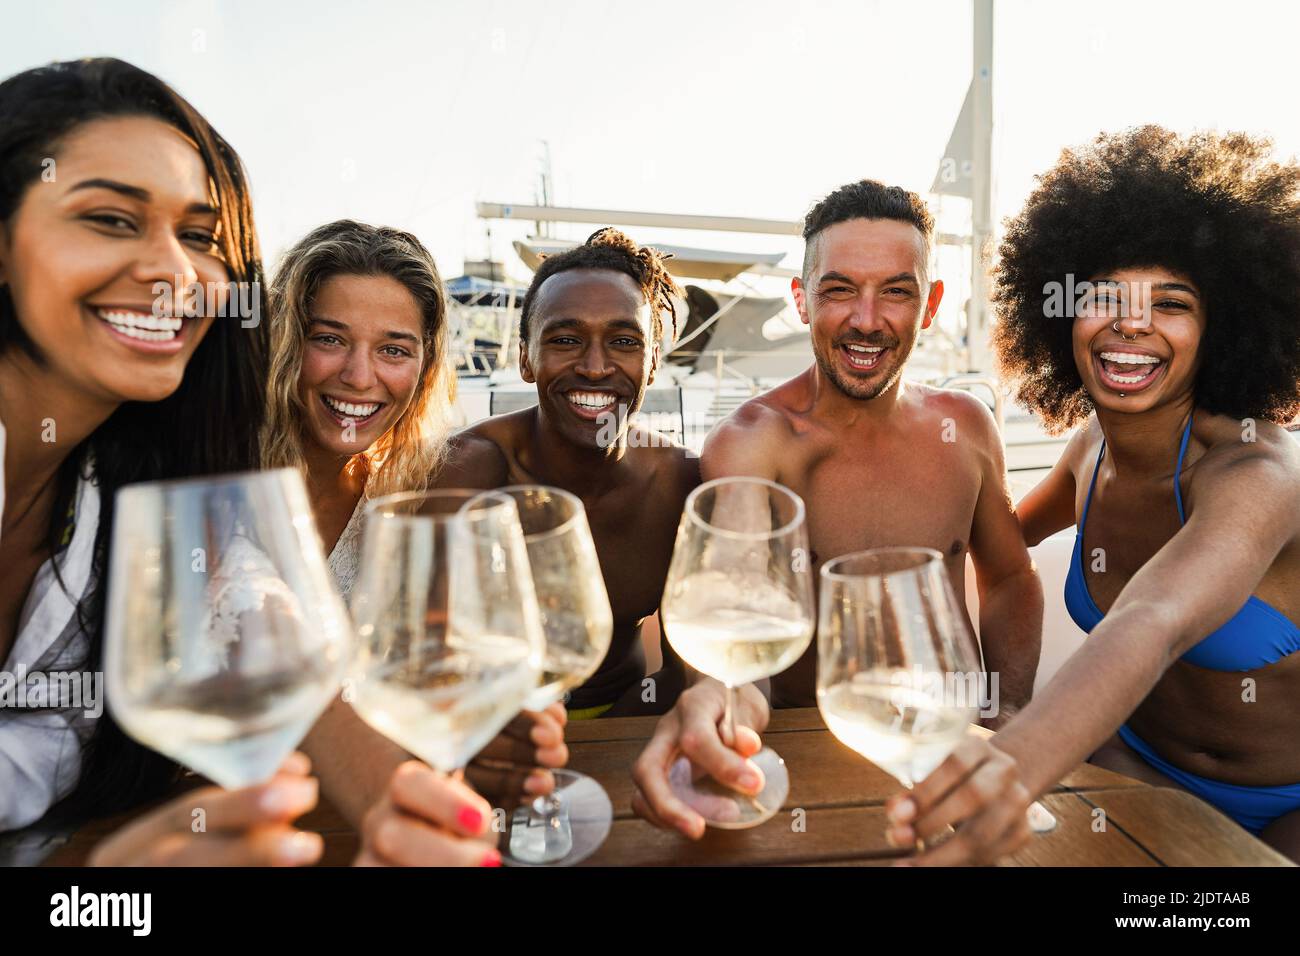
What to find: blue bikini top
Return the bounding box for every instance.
[1064,417,1300,671]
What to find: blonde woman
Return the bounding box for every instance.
[262,220,566,865]
[262,219,455,600]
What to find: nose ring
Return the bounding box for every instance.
[1112,320,1138,341]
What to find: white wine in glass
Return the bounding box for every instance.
[817,547,986,851]
[818,670,975,789]
[508,486,613,713]
[660,476,815,829]
[105,469,350,789]
[490,485,615,866]
[664,573,812,687]
[348,490,544,777]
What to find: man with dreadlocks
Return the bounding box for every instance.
[438,227,700,718]
[630,180,1045,841]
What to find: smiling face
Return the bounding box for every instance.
[1073,265,1205,414]
[793,218,942,401]
[298,273,426,457]
[0,115,225,405]
[520,268,656,450]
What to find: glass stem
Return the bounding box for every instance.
[722,683,737,748]
[536,787,564,817]
[907,781,925,856]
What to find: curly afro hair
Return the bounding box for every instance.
[992,125,1300,432]
[519,227,682,346]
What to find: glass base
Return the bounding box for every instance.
[503,769,612,866]
[667,746,789,829]
[1027,800,1058,833]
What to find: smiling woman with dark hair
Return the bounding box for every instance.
[0,57,325,865]
[887,126,1300,865]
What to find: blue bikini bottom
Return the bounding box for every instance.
[1117,724,1300,835]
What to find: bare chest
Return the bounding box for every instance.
[314,491,362,559]
[586,498,681,626]
[783,435,981,569]
[1078,483,1187,614]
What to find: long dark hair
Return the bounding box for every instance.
[0,58,269,822]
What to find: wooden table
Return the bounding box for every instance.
[564,708,1291,867]
[43,708,1292,867]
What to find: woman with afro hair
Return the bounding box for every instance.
[885,126,1300,865]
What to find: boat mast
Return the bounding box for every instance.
[967,0,994,373]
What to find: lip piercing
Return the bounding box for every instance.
[1112,321,1138,341]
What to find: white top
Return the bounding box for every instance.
[0,420,101,832]
[326,494,366,604]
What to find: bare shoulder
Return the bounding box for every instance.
[1192,414,1300,490]
[911,384,1004,469]
[1060,414,1104,476]
[436,416,516,488]
[625,425,703,497]
[916,384,1000,436]
[700,386,798,480]
[713,381,802,445]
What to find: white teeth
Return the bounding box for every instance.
[108,325,176,342]
[843,344,883,366]
[323,396,381,418]
[1100,351,1160,365]
[567,392,618,409]
[95,308,182,333]
[1100,351,1161,384]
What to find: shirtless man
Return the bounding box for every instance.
[437,228,700,717]
[632,180,1044,838]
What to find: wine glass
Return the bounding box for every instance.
[817,547,987,853]
[817,548,982,775]
[659,476,815,828]
[818,547,1058,845]
[490,485,614,866]
[347,490,544,784]
[105,468,350,789]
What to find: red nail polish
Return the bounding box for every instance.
[480,849,502,867]
[457,806,483,832]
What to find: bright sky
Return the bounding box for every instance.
[5,0,1299,299]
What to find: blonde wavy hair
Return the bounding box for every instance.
[261,219,455,498]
